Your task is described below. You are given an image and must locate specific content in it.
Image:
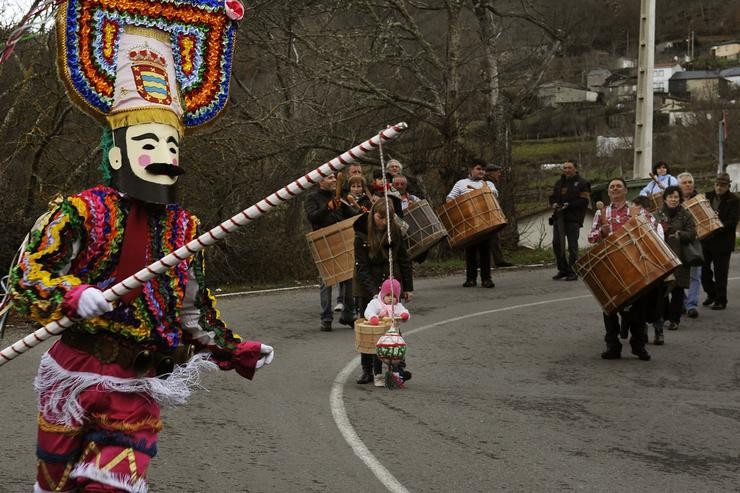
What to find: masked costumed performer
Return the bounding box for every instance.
[9,1,273,492]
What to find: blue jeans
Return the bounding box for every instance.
[320,279,354,322]
[684,266,701,310]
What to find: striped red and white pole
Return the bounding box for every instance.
[0,122,408,366]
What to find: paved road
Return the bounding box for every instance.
[2,263,740,492]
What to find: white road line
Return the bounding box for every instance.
[329,293,592,492]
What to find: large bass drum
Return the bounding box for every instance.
[574,214,681,315]
[436,186,506,249]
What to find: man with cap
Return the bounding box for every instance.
[700,172,739,310]
[9,3,273,491]
[549,159,591,281]
[447,158,498,287]
[485,163,513,268]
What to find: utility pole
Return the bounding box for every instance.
[633,0,656,178]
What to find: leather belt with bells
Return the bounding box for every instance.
[61,330,195,377]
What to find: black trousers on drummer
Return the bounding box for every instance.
[603,297,649,351]
[701,251,731,305]
[465,237,492,282]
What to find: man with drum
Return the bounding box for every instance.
[701,172,739,311]
[678,172,702,318]
[549,160,591,281]
[588,178,651,361]
[447,158,498,288]
[305,174,357,330]
[392,175,420,211]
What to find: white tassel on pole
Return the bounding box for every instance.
[0,122,408,366]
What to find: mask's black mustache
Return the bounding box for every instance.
[146,163,185,177]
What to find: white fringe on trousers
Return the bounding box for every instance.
[35,351,218,427]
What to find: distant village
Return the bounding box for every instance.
[537,38,739,130]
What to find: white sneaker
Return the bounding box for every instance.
[333,302,344,312]
[374,374,384,387]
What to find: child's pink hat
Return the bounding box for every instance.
[380,278,402,299]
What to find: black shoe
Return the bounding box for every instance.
[401,370,412,382]
[320,321,332,332]
[687,308,698,318]
[564,274,578,281]
[702,297,715,306]
[462,280,476,287]
[654,332,664,345]
[632,348,651,361]
[338,317,356,327]
[481,279,495,288]
[711,302,727,310]
[553,272,568,280]
[496,261,514,267]
[601,349,621,359]
[356,371,373,384]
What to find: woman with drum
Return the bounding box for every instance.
[353,200,414,385]
[656,186,697,337]
[639,160,678,197]
[588,178,652,361]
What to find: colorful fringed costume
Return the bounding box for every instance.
[8,1,268,492]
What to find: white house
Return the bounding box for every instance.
[537,81,599,107]
[720,67,740,87]
[653,63,683,93]
[711,41,740,60]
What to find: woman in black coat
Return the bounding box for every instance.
[352,199,414,384]
[659,186,696,336]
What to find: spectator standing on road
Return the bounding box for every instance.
[305,174,357,331]
[353,200,414,386]
[677,171,701,319]
[639,160,678,196]
[549,160,591,281]
[485,163,513,268]
[588,178,652,361]
[447,159,499,288]
[701,173,740,311]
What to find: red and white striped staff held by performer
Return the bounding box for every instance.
[0,122,408,366]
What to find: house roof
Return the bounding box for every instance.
[670,70,720,80]
[711,40,740,47]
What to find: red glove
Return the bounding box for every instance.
[369,316,379,326]
[400,312,409,321]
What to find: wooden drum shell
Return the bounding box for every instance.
[354,318,392,353]
[682,193,723,240]
[403,200,448,259]
[436,187,507,249]
[574,215,681,315]
[305,216,359,287]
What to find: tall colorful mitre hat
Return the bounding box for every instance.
[56,0,245,136]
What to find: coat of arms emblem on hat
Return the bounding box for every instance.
[130,49,172,106]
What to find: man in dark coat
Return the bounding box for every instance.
[700,172,739,310]
[305,174,357,330]
[549,160,591,281]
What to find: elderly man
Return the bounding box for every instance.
[392,174,420,210]
[447,158,499,288]
[677,171,701,318]
[305,174,357,330]
[701,172,739,311]
[387,159,403,177]
[549,160,591,281]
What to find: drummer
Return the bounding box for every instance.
[447,158,499,288]
[392,175,420,211]
[588,177,652,361]
[639,160,678,196]
[677,171,701,319]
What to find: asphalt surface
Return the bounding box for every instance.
[1,262,740,492]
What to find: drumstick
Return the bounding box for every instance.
[596,201,607,228]
[335,171,345,199]
[346,194,359,208]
